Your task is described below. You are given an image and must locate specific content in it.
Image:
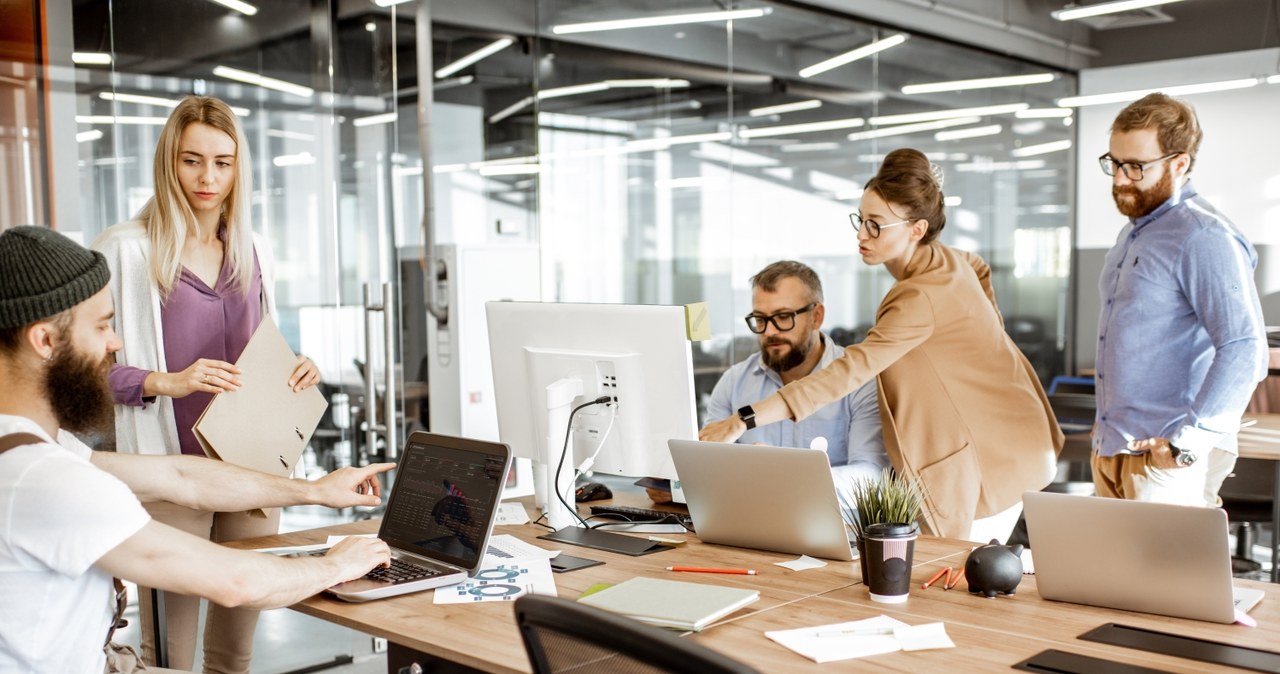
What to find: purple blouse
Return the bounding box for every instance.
[108,251,263,456]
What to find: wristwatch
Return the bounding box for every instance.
[738,404,757,430]
[1168,443,1197,467]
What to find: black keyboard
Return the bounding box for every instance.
[589,504,694,531]
[365,557,443,585]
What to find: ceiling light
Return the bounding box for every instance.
[76,130,103,143]
[374,0,412,6]
[1267,75,1280,84]
[488,79,690,123]
[435,38,515,79]
[627,132,733,151]
[478,163,542,176]
[780,142,841,153]
[98,92,250,116]
[75,115,168,125]
[848,117,982,141]
[1052,0,1184,22]
[1057,78,1258,107]
[552,7,771,35]
[72,52,112,65]
[353,112,398,127]
[208,0,257,16]
[1011,140,1073,157]
[740,117,865,139]
[213,65,314,98]
[1016,107,1073,118]
[799,34,908,79]
[273,152,315,167]
[955,159,1046,172]
[902,73,1055,95]
[933,124,1003,141]
[944,195,963,207]
[870,103,1028,126]
[748,99,822,117]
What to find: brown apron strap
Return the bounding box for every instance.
[0,432,45,454]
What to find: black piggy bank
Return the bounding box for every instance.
[964,539,1024,598]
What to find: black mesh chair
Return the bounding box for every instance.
[513,594,761,674]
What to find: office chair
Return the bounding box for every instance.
[513,595,761,674]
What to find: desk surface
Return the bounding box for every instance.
[230,511,1280,673]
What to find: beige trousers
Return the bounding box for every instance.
[138,501,280,674]
[1092,447,1236,507]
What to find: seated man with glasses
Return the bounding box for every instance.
[695,261,887,492]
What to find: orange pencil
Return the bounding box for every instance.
[667,566,757,575]
[945,568,966,590]
[921,567,951,589]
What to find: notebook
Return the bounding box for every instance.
[193,316,327,477]
[667,439,855,561]
[577,577,759,631]
[323,431,512,602]
[1023,491,1265,624]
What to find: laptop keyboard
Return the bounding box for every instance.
[589,504,694,531]
[366,557,444,584]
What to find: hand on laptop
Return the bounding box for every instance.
[309,463,397,508]
[325,536,391,581]
[699,415,746,444]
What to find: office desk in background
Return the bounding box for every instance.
[1237,412,1280,583]
[230,515,1279,673]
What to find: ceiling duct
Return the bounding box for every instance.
[1070,6,1176,30]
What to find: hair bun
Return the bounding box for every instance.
[929,162,944,189]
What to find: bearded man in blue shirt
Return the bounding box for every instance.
[1093,92,1267,506]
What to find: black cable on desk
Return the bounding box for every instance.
[553,395,613,528]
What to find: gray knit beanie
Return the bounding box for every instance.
[0,226,111,329]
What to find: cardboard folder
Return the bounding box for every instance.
[193,316,328,479]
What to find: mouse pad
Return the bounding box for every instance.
[540,527,674,556]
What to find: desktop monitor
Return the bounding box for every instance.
[485,301,699,528]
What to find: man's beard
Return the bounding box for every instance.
[760,334,813,374]
[1112,168,1173,219]
[44,340,115,436]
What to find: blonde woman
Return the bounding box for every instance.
[94,96,318,673]
[701,148,1063,542]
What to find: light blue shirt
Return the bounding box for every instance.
[1094,180,1267,456]
[707,332,888,485]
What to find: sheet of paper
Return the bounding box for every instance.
[496,502,530,525]
[434,557,557,604]
[1021,548,1035,574]
[894,622,955,651]
[775,555,828,571]
[485,534,559,565]
[765,615,908,663]
[254,543,330,556]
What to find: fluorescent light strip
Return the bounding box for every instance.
[902,73,1055,95]
[488,79,690,123]
[353,112,398,127]
[208,0,257,16]
[374,0,412,6]
[944,195,963,207]
[954,159,1046,173]
[272,152,314,167]
[780,142,841,153]
[99,92,250,117]
[435,38,514,79]
[75,115,168,125]
[627,132,732,150]
[748,99,822,117]
[1268,75,1280,84]
[213,65,314,98]
[72,52,112,65]
[934,124,1003,141]
[76,130,103,143]
[799,34,908,79]
[847,117,981,141]
[552,7,771,35]
[870,102,1028,126]
[1057,78,1258,107]
[1010,139,1073,157]
[478,163,541,176]
[1052,0,1183,22]
[1016,107,1073,118]
[740,116,865,139]
[267,129,314,142]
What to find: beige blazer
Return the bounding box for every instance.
[777,242,1063,538]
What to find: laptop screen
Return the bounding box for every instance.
[379,435,509,571]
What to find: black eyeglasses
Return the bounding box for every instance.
[744,303,816,334]
[849,212,910,238]
[1098,152,1180,181]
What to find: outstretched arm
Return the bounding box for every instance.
[90,451,394,512]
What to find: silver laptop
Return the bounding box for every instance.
[324,432,511,602]
[1023,491,1265,623]
[667,439,854,561]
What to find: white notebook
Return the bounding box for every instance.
[577,576,759,631]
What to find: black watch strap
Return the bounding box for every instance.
[738,404,757,430]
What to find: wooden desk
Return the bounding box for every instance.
[1237,413,1280,582]
[231,520,1277,673]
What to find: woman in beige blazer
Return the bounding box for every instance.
[702,148,1063,540]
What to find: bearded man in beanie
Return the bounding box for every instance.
[0,226,394,673]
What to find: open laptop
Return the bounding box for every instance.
[1023,491,1265,623]
[323,431,511,602]
[667,439,854,561]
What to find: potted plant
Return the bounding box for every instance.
[838,469,925,584]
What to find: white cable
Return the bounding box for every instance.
[576,401,617,476]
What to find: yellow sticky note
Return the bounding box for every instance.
[684,302,710,341]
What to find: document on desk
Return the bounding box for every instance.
[433,557,557,604]
[765,616,954,663]
[193,316,327,478]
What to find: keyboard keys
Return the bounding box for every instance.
[366,558,442,584]
[588,504,694,531]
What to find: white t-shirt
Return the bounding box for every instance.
[0,415,151,673]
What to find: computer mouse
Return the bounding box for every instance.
[575,481,612,502]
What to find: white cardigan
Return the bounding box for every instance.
[93,220,277,456]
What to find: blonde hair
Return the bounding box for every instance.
[137,96,254,297]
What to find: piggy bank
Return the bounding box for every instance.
[964,539,1024,598]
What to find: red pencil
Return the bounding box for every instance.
[667,566,757,575]
[922,567,951,589]
[945,568,966,590]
